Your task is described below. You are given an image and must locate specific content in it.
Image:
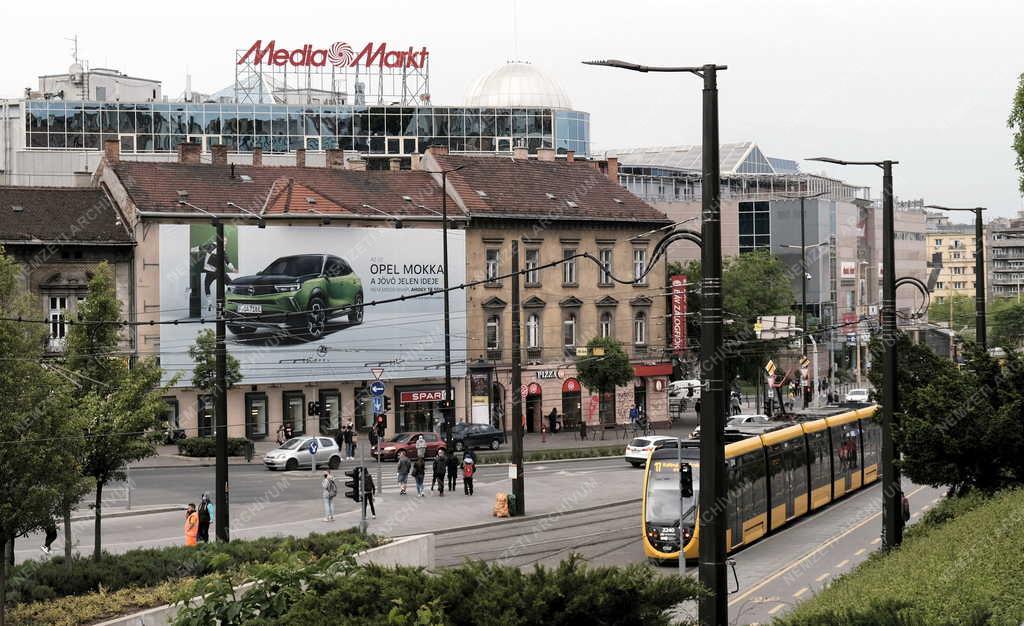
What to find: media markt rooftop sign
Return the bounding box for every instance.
[238,40,429,69]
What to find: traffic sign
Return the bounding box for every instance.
[369,367,385,380]
[309,438,319,456]
[372,396,384,414]
[370,381,386,396]
[765,360,776,376]
[800,356,810,369]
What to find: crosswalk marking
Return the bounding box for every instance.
[855,548,866,556]
[768,604,786,615]
[815,572,830,582]
[793,587,808,598]
[871,537,881,545]
[836,559,849,569]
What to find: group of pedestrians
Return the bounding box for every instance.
[334,421,358,460]
[183,492,214,546]
[320,468,375,522]
[395,436,476,498]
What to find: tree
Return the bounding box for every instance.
[64,262,170,560]
[575,337,633,421]
[1009,72,1024,195]
[926,293,977,341]
[990,300,1024,350]
[189,328,242,399]
[0,249,87,626]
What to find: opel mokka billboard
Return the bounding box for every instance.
[158,224,466,385]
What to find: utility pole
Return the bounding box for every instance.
[925,205,988,350]
[441,169,453,450]
[510,241,524,515]
[214,219,229,542]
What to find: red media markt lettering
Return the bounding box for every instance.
[238,40,429,69]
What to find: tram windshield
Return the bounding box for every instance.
[645,458,697,526]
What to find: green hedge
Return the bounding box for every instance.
[176,436,254,457]
[779,489,1024,625]
[174,556,705,625]
[4,529,374,607]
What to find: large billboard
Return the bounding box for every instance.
[159,224,466,385]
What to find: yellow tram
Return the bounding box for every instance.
[642,406,880,561]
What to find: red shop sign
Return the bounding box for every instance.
[562,378,581,394]
[399,389,448,403]
[527,382,543,396]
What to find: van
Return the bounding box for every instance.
[668,379,701,401]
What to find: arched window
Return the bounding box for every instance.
[527,313,541,349]
[633,310,647,346]
[486,315,501,350]
[600,311,613,339]
[563,313,577,348]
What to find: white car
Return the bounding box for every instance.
[691,414,769,439]
[669,379,701,401]
[264,436,342,471]
[625,435,677,467]
[844,388,872,403]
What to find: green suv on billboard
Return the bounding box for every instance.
[225,254,363,340]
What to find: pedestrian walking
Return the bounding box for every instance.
[397,450,412,495]
[362,469,376,518]
[197,492,212,543]
[432,449,447,497]
[351,431,358,459]
[415,434,427,460]
[446,449,459,492]
[39,519,58,555]
[579,418,587,440]
[462,455,476,495]
[184,503,198,547]
[412,455,426,497]
[694,398,701,417]
[322,471,337,521]
[343,422,355,459]
[548,407,559,433]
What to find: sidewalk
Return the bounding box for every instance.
[132,420,701,469]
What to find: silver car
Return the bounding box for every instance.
[263,436,342,471]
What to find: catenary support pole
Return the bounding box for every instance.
[442,170,454,452]
[214,219,229,542]
[510,241,525,516]
[880,161,902,549]
[974,208,987,350]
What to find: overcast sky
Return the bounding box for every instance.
[3,0,1022,217]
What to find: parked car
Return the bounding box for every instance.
[691,414,769,439]
[263,436,342,471]
[669,379,701,401]
[844,388,872,403]
[225,254,363,339]
[452,423,505,451]
[371,431,446,461]
[625,435,677,467]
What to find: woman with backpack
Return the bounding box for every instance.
[196,492,212,542]
[462,456,476,495]
[412,455,426,497]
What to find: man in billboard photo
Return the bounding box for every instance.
[188,224,238,318]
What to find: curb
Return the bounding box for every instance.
[427,497,642,536]
[70,505,183,522]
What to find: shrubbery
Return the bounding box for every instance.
[4,529,373,607]
[174,555,705,625]
[176,436,254,458]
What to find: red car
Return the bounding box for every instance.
[371,431,446,461]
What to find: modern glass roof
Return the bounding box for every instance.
[610,142,795,176]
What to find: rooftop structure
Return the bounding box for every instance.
[464,62,573,109]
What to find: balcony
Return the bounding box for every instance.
[46,336,66,353]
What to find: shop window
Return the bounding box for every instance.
[283,391,306,435]
[161,396,179,430]
[245,393,269,439]
[320,390,341,433]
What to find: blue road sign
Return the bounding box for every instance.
[373,395,384,414]
[370,381,386,396]
[309,439,319,456]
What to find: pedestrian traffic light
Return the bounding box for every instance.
[383,395,391,412]
[344,467,362,502]
[680,462,693,498]
[307,400,322,417]
[375,413,386,437]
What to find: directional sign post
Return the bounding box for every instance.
[309,438,319,475]
[372,395,384,414]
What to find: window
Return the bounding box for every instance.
[245,393,269,438]
[525,249,540,285]
[485,248,500,282]
[738,201,771,253]
[952,266,964,275]
[283,391,306,435]
[563,313,577,348]
[934,239,942,247]
[600,311,613,338]
[562,249,577,285]
[486,315,501,351]
[633,311,647,346]
[527,313,541,349]
[599,248,613,285]
[633,249,647,283]
[952,252,961,260]
[320,390,341,433]
[48,296,69,350]
[936,281,944,289]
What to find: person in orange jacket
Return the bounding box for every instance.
[184,503,199,546]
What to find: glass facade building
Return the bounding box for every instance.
[23,100,589,157]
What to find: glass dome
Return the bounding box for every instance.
[464,62,573,109]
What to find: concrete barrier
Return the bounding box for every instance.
[96,534,434,626]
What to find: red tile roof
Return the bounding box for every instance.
[111,162,454,218]
[432,154,669,224]
[0,186,131,243]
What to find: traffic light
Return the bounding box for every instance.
[679,462,693,498]
[383,395,391,412]
[307,400,322,417]
[375,413,386,437]
[344,467,363,502]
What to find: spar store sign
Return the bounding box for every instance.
[238,40,429,69]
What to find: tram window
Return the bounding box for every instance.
[807,431,830,491]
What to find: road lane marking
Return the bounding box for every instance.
[871,537,881,545]
[728,484,927,608]
[768,604,786,615]
[815,572,830,582]
[793,587,808,598]
[836,559,849,569]
[932,497,940,504]
[855,548,866,556]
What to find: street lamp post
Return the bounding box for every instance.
[809,157,903,550]
[584,58,728,626]
[924,205,987,349]
[781,191,828,358]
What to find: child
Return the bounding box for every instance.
[462,456,476,495]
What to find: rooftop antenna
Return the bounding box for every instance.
[512,0,519,61]
[66,34,78,65]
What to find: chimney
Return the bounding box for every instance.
[252,147,263,167]
[426,144,449,157]
[566,150,574,163]
[211,144,228,166]
[513,146,529,160]
[295,148,306,168]
[536,147,555,162]
[605,156,619,182]
[326,148,344,169]
[103,139,120,164]
[346,157,367,171]
[410,154,422,170]
[388,157,402,172]
[178,141,201,164]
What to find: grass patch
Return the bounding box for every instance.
[8,578,191,626]
[779,488,1024,625]
[477,445,624,465]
